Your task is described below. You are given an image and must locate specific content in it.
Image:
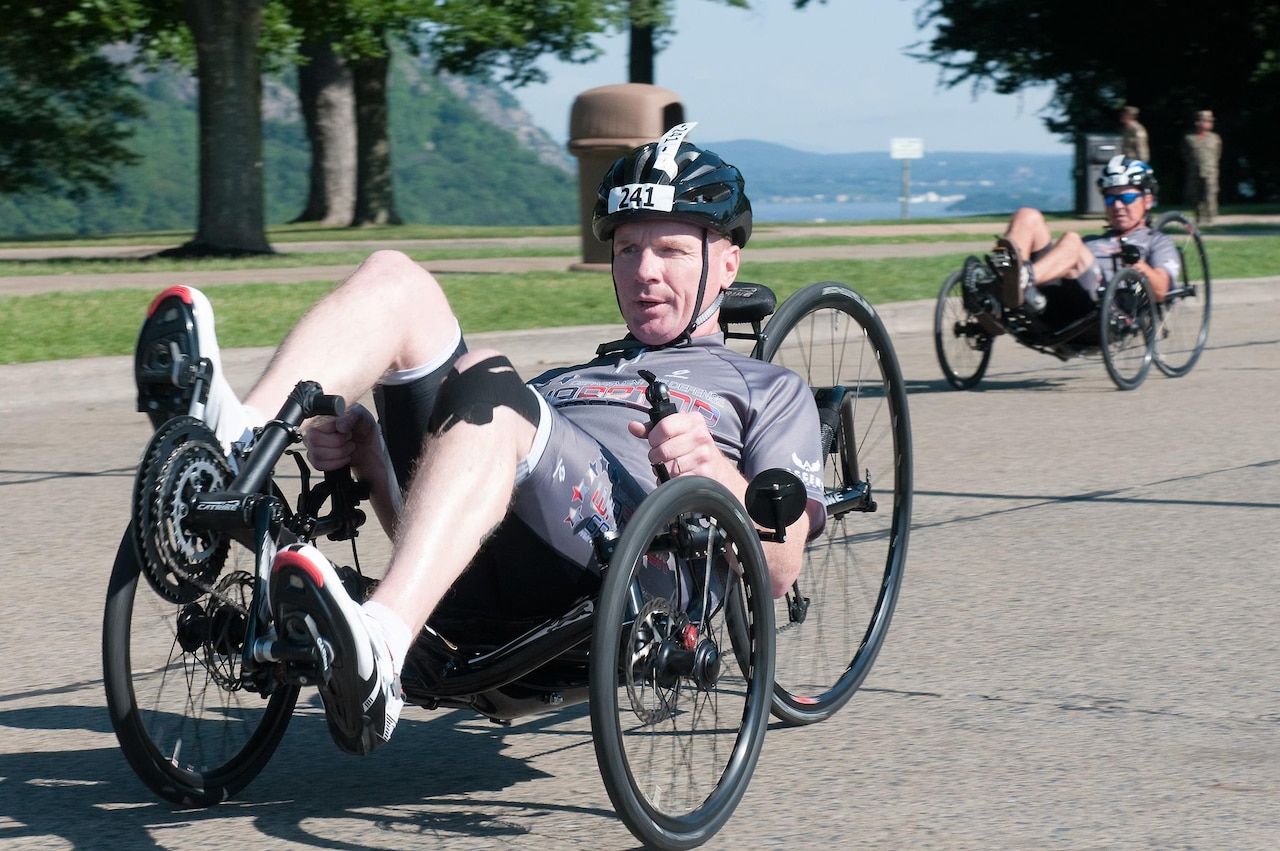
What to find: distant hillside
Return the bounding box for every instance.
[0,60,1079,238]
[706,140,1073,215]
[0,55,579,238]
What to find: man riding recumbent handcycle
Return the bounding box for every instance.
[102,124,913,850]
[934,156,1212,391]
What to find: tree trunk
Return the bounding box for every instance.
[293,41,356,225]
[180,0,271,255]
[351,42,401,227]
[628,22,655,84]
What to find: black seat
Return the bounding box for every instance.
[720,282,777,325]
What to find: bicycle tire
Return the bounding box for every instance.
[934,270,994,390]
[759,281,912,725]
[589,476,775,850]
[104,523,297,805]
[1152,210,1212,377]
[1099,268,1156,390]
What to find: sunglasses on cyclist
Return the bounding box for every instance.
[1104,191,1144,207]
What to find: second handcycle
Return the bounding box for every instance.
[934,210,1212,391]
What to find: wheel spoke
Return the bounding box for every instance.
[760,283,911,725]
[591,477,773,847]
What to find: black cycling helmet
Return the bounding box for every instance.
[1097,154,1159,195]
[592,123,752,247]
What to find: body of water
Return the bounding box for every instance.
[753,198,981,223]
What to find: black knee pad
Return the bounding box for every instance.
[373,336,467,490]
[427,355,540,435]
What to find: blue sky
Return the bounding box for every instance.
[515,0,1071,156]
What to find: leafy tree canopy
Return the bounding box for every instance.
[913,0,1280,201]
[0,1,145,197]
[420,0,617,86]
[282,0,616,87]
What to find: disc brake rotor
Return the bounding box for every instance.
[625,597,680,724]
[175,570,254,691]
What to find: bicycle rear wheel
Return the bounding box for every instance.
[760,281,912,725]
[590,476,775,850]
[1153,210,1212,377]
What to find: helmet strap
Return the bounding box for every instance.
[681,229,713,340]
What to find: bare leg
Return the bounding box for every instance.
[367,348,539,637]
[1002,208,1097,289]
[244,250,460,415]
[1002,207,1055,260]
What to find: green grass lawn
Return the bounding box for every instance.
[3,222,1277,365]
[0,254,973,364]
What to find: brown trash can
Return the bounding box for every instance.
[568,84,685,266]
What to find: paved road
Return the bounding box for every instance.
[2,270,1279,848]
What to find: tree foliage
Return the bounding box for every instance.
[279,0,614,226]
[0,57,577,237]
[913,0,1280,201]
[622,0,748,84]
[0,2,145,197]
[420,0,616,86]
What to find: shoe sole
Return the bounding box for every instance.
[135,286,213,429]
[994,237,1024,308]
[272,549,384,756]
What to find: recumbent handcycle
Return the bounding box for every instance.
[934,210,1212,391]
[103,280,913,850]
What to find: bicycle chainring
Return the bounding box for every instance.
[132,417,232,604]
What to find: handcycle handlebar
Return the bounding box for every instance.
[1119,240,1143,266]
[638,369,677,483]
[233,380,343,496]
[189,380,365,540]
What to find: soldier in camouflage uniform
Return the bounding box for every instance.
[1181,109,1222,224]
[1119,105,1150,163]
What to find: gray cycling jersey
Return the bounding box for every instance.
[508,333,826,568]
[534,335,823,492]
[1078,225,1181,299]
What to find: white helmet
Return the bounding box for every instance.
[1097,155,1158,194]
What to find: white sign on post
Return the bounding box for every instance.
[890,137,924,159]
[889,138,924,219]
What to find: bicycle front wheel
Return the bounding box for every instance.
[590,476,775,850]
[1099,268,1156,391]
[934,269,994,389]
[103,524,297,806]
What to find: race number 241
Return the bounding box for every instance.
[608,182,676,214]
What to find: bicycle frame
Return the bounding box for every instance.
[193,370,775,724]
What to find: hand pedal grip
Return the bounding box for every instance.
[639,369,678,482]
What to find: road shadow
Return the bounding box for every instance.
[0,695,622,848]
[915,456,1280,533]
[906,375,1071,395]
